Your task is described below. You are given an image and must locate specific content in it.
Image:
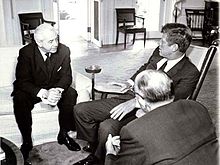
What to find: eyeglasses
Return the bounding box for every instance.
[130,87,146,100]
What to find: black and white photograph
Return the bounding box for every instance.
[0,0,219,164]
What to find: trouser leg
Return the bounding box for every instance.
[57,87,78,131]
[74,98,126,144]
[13,90,40,144]
[95,110,137,161]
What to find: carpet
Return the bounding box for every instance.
[29,47,218,164]
[72,48,155,83]
[29,139,89,165]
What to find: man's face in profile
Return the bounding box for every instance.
[159,33,174,59]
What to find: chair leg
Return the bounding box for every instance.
[133,33,136,45]
[116,31,119,45]
[22,39,25,45]
[101,93,108,99]
[144,32,146,47]
[124,33,127,49]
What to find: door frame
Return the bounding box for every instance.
[90,0,102,47]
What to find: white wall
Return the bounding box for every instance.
[0,0,7,46]
[0,0,54,46]
[78,0,90,41]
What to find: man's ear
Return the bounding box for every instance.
[35,39,43,47]
[171,44,178,52]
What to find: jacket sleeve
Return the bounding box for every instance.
[105,126,146,165]
[14,48,42,97]
[130,46,161,81]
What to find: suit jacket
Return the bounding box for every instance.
[130,47,200,100]
[105,100,218,165]
[12,42,72,97]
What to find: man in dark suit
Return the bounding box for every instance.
[105,70,218,165]
[73,23,200,165]
[12,23,80,164]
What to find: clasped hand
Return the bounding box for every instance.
[105,134,120,156]
[42,88,62,106]
[110,98,136,121]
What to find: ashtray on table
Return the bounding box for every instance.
[85,65,102,73]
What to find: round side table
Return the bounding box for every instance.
[85,65,102,100]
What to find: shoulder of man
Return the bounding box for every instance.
[19,42,36,57]
[57,43,70,55]
[124,100,208,130]
[148,46,162,63]
[180,56,199,73]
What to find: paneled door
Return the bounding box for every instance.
[91,0,102,47]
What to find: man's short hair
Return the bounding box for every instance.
[135,70,174,102]
[34,23,57,42]
[161,23,192,53]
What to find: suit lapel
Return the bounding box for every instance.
[34,46,48,76]
[167,56,187,77]
[50,48,65,75]
[147,56,162,70]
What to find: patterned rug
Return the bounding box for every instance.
[29,139,89,165]
[72,48,155,83]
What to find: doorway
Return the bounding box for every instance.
[56,0,82,45]
[136,0,165,38]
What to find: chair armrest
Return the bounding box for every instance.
[20,22,31,36]
[72,71,92,103]
[135,15,145,20]
[20,21,30,30]
[44,20,56,26]
[135,15,145,27]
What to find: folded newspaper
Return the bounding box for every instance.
[95,82,129,94]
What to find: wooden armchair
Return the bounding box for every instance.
[95,42,218,100]
[185,9,205,44]
[116,8,146,49]
[18,12,56,45]
[189,41,218,100]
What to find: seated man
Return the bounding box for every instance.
[105,70,218,165]
[73,23,200,165]
[12,24,81,164]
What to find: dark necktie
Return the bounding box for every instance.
[45,53,52,76]
[158,61,168,71]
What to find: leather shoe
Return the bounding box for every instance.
[83,143,96,153]
[72,154,99,165]
[20,143,33,161]
[57,131,81,151]
[24,160,32,165]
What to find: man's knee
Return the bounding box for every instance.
[68,87,78,97]
[74,102,91,120]
[99,119,121,137]
[59,87,78,106]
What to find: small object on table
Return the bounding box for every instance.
[95,82,129,99]
[85,65,102,100]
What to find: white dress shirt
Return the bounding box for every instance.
[126,54,185,112]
